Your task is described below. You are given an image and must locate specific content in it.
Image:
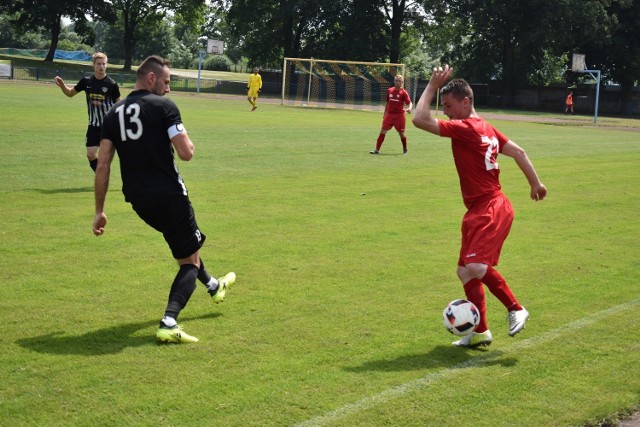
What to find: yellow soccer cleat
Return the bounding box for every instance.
[156,325,199,344]
[209,272,236,304]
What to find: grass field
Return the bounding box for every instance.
[0,80,639,427]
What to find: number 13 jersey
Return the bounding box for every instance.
[101,89,188,204]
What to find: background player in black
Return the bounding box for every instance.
[93,55,236,344]
[55,52,121,172]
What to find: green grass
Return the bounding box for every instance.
[0,80,639,426]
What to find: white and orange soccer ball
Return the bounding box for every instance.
[442,299,480,336]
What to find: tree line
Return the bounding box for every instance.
[1,0,639,110]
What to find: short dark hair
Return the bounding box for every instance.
[136,55,171,79]
[440,78,474,103]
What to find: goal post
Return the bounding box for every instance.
[281,57,406,110]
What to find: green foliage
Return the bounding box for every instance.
[133,15,173,60]
[0,81,639,426]
[56,24,93,53]
[300,0,389,62]
[399,25,437,78]
[167,19,201,69]
[530,51,569,86]
[4,0,640,91]
[89,0,206,69]
[0,12,47,49]
[203,53,231,71]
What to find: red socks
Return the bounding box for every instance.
[481,266,522,312]
[375,134,407,151]
[376,133,385,151]
[463,266,522,332]
[463,278,488,332]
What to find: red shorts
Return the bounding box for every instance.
[458,193,514,267]
[382,112,406,132]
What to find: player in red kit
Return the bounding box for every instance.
[370,75,412,155]
[412,65,547,348]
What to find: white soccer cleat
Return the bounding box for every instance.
[508,307,529,336]
[452,330,493,348]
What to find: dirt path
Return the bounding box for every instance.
[617,412,640,427]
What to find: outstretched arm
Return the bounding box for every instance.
[501,140,547,201]
[54,76,78,97]
[412,65,454,135]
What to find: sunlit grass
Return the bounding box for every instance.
[0,81,639,426]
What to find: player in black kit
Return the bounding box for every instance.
[55,52,121,172]
[93,55,236,343]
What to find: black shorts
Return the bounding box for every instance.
[131,196,206,259]
[85,126,102,147]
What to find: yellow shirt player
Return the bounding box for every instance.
[247,67,262,111]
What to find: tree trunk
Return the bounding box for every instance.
[501,34,515,107]
[44,15,62,62]
[389,0,404,64]
[122,14,136,71]
[282,14,294,58]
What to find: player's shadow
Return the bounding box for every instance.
[344,345,517,373]
[15,312,221,356]
[34,187,93,194]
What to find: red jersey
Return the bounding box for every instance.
[438,118,509,208]
[386,87,411,114]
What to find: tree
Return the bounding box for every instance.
[298,0,388,62]
[96,0,205,70]
[426,0,617,106]
[604,0,640,113]
[383,0,427,64]
[202,3,243,63]
[572,0,640,114]
[0,12,48,49]
[223,0,427,67]
[0,0,94,61]
[223,0,322,67]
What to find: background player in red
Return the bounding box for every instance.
[412,65,547,348]
[370,75,412,155]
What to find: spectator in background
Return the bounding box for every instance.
[565,91,575,115]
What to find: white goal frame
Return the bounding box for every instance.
[281,57,406,110]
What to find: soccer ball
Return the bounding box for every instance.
[442,299,480,336]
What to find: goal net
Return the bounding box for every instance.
[281,57,406,110]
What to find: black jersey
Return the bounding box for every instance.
[74,75,121,127]
[101,90,188,204]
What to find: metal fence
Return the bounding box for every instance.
[5,65,640,115]
[5,66,271,96]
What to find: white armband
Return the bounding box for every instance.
[168,123,186,139]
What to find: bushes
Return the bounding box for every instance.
[203,54,232,71]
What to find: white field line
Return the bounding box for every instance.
[295,300,640,427]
